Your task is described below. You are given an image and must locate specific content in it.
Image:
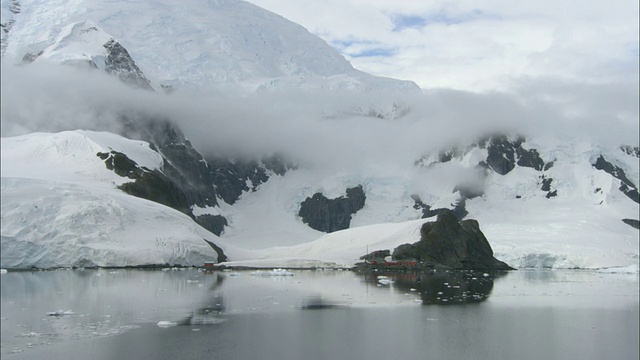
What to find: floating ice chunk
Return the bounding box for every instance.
[157,321,178,328]
[0,269,7,274]
[597,264,639,274]
[250,268,295,276]
[47,310,75,316]
[377,278,394,285]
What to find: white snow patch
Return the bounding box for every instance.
[0,131,249,269]
[156,321,178,328]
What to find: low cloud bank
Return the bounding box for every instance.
[1,63,637,172]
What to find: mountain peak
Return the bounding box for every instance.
[2,0,420,94]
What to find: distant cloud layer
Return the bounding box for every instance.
[245,0,639,92]
[1,1,637,171]
[2,63,637,174]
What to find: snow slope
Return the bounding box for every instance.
[215,136,638,270]
[0,130,637,270]
[0,0,637,271]
[0,131,247,268]
[1,0,419,94]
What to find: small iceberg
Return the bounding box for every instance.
[157,321,178,328]
[250,268,295,277]
[597,264,639,274]
[47,310,76,316]
[0,269,7,274]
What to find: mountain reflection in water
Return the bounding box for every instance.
[360,270,508,305]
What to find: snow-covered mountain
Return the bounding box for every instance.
[1,0,418,94]
[1,0,638,270]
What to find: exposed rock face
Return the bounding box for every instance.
[209,155,291,205]
[359,249,391,262]
[620,145,640,158]
[592,155,639,204]
[299,185,366,232]
[97,149,226,236]
[484,135,520,175]
[117,117,294,236]
[122,118,220,209]
[412,195,468,221]
[482,135,547,175]
[391,210,513,270]
[103,39,153,91]
[0,0,20,56]
[622,219,639,230]
[415,134,554,209]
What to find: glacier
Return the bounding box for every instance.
[0,0,638,271]
[1,130,637,270]
[1,0,419,95]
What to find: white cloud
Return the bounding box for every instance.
[3,62,637,176]
[245,0,639,92]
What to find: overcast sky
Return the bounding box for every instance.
[1,0,638,162]
[245,0,639,92]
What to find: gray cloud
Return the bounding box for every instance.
[1,63,637,175]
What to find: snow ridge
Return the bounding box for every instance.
[2,0,420,95]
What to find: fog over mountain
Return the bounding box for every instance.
[2,63,637,167]
[1,0,638,270]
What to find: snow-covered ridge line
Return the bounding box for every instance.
[2,0,420,96]
[1,128,638,271]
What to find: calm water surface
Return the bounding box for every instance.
[1,268,638,360]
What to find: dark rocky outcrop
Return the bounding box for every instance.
[415,134,552,200]
[299,185,366,232]
[620,145,640,158]
[97,150,192,215]
[516,146,545,171]
[119,169,193,215]
[208,153,295,206]
[120,118,220,209]
[622,219,640,230]
[386,210,513,270]
[359,249,391,262]
[97,150,227,259]
[540,176,558,198]
[111,115,297,239]
[96,150,226,240]
[119,117,294,228]
[541,177,553,192]
[485,135,547,175]
[618,183,640,204]
[0,0,21,56]
[103,39,153,91]
[593,156,635,188]
[412,195,468,221]
[592,155,639,204]
[194,215,228,237]
[203,240,228,263]
[484,135,521,175]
